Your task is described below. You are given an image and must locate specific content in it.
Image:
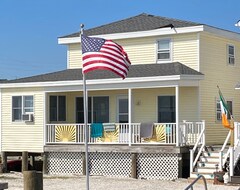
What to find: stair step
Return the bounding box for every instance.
[202,152,220,157]
[197,162,219,168]
[190,172,215,179]
[195,167,219,173]
[199,157,219,163]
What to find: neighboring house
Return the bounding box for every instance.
[1,13,240,180]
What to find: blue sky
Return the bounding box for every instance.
[0,0,240,80]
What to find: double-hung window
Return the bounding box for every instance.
[216,99,232,121]
[117,96,128,123]
[49,96,66,122]
[227,45,235,65]
[158,96,175,123]
[157,39,171,62]
[76,96,109,123]
[12,96,34,121]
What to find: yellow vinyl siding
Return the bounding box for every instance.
[1,88,44,152]
[67,44,82,69]
[199,32,240,144]
[173,33,199,71]
[67,34,199,70]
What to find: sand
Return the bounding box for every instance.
[0,172,239,190]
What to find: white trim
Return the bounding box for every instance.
[0,75,204,89]
[116,95,128,123]
[59,25,240,45]
[58,25,205,45]
[175,86,179,146]
[128,88,132,146]
[156,38,173,63]
[197,33,200,71]
[43,92,47,146]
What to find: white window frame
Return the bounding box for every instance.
[12,95,34,122]
[117,95,128,123]
[227,44,235,65]
[49,95,66,122]
[156,38,172,63]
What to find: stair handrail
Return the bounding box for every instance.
[219,130,231,171]
[190,121,205,173]
[184,174,208,190]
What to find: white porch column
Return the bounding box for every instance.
[43,92,47,146]
[128,88,132,146]
[175,86,179,146]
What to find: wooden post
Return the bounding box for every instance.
[23,170,43,190]
[82,152,86,175]
[131,153,137,179]
[42,153,47,174]
[22,151,28,172]
[1,152,7,173]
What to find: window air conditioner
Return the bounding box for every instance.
[22,114,34,122]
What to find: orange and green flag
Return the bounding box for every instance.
[218,89,232,129]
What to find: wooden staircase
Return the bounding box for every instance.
[190,146,227,180]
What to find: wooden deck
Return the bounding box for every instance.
[44,144,190,154]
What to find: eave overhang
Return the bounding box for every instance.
[0,75,204,92]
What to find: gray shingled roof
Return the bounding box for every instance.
[6,62,203,83]
[60,13,202,38]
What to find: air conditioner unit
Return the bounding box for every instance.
[22,114,34,122]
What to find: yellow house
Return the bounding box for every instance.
[1,13,240,180]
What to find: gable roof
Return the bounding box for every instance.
[60,13,202,38]
[6,62,203,84]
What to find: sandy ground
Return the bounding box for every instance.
[0,172,239,190]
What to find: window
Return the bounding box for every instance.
[157,39,171,62]
[227,45,235,65]
[49,96,66,122]
[158,96,175,123]
[12,96,34,121]
[216,100,232,121]
[117,97,128,123]
[76,96,109,123]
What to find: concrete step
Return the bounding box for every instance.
[230,176,240,184]
[190,172,214,179]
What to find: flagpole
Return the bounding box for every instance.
[80,24,90,190]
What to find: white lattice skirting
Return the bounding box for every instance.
[46,152,179,180]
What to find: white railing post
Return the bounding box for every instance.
[230,146,234,177]
[175,86,179,146]
[190,149,193,173]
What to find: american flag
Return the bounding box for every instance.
[81,35,131,79]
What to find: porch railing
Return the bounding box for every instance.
[46,121,205,146]
[219,122,240,175]
[187,121,206,173]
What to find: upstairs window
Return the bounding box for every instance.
[12,96,34,121]
[227,45,235,65]
[157,39,171,62]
